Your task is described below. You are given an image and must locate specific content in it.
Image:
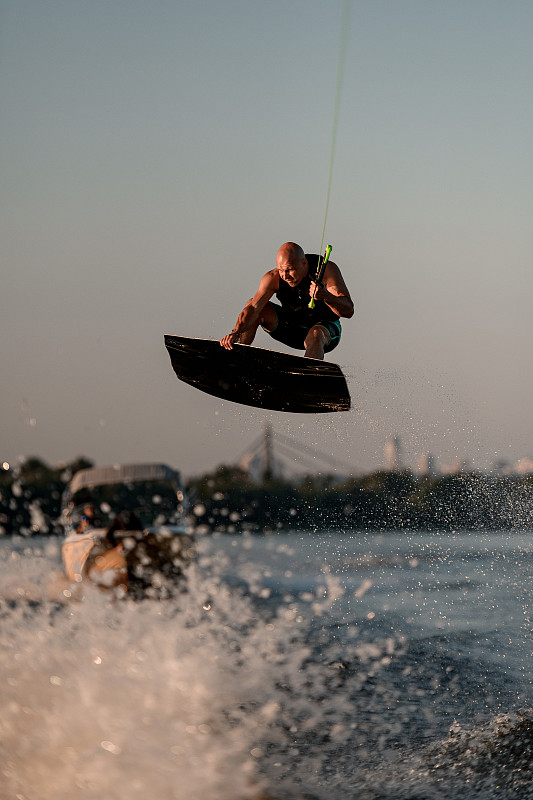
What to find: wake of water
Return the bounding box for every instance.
[1,533,532,799]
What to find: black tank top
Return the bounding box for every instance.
[275,253,339,325]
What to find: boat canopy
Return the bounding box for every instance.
[68,463,179,497]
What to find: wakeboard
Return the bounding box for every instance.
[164,335,351,413]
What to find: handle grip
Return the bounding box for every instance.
[308,245,332,309]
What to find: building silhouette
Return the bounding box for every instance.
[418,452,438,477]
[384,436,402,472]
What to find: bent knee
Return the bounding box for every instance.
[305,325,330,345]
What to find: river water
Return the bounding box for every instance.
[1,529,532,799]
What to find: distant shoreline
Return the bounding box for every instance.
[2,459,533,536]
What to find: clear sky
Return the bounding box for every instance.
[1,0,532,477]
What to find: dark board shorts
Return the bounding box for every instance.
[261,303,342,353]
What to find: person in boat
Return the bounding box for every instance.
[220,242,354,360]
[76,503,96,534]
[84,511,142,592]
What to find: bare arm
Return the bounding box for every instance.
[309,261,354,319]
[220,269,279,349]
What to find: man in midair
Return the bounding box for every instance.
[220,242,353,360]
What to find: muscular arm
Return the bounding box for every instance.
[310,261,354,319]
[220,269,279,349]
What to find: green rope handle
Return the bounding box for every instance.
[308,244,332,309]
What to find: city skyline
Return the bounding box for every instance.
[5,427,530,482]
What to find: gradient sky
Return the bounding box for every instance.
[2,0,532,477]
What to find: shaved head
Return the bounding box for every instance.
[277,242,305,262]
[276,242,308,287]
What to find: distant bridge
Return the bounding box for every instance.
[237,423,359,482]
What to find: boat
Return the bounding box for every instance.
[61,462,194,597]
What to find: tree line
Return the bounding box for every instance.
[2,457,533,536]
[188,464,533,532]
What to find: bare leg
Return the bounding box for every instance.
[304,325,330,360]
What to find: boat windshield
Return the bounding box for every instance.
[66,479,183,531]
